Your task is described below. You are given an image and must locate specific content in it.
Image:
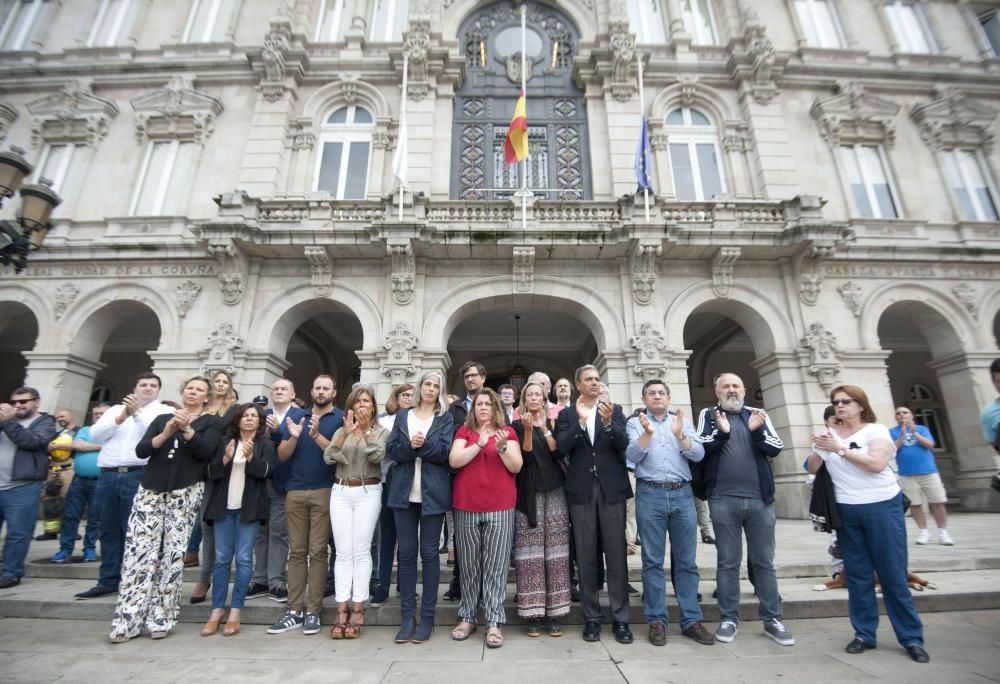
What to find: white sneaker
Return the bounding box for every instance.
[915,529,930,545]
[939,530,955,546]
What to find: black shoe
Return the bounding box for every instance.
[634,536,641,546]
[0,576,20,589]
[582,621,601,642]
[412,620,433,644]
[845,638,876,654]
[612,621,634,644]
[75,585,116,600]
[570,585,580,602]
[34,532,58,541]
[443,586,459,601]
[246,582,269,599]
[395,617,417,643]
[370,586,390,607]
[627,584,639,595]
[267,586,288,603]
[323,585,335,598]
[904,644,929,663]
[701,530,715,544]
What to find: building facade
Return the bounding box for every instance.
[1,0,999,516]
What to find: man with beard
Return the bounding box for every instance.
[0,387,58,588]
[696,372,794,647]
[268,375,343,636]
[554,377,572,410]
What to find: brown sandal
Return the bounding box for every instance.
[451,621,476,641]
[345,603,364,639]
[485,625,504,649]
[330,602,349,640]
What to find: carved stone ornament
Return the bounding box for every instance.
[0,103,16,141]
[403,20,432,83]
[512,246,534,293]
[201,322,244,376]
[799,273,823,306]
[337,74,362,105]
[952,282,978,319]
[711,247,740,298]
[131,76,224,145]
[679,76,699,108]
[380,322,418,383]
[630,242,661,305]
[630,322,666,362]
[801,322,841,391]
[738,8,782,106]
[799,243,837,306]
[26,80,119,148]
[607,21,636,102]
[910,86,997,152]
[388,239,415,305]
[207,241,247,306]
[304,246,333,297]
[175,280,201,318]
[505,51,533,85]
[53,282,79,320]
[837,281,863,318]
[810,81,901,148]
[287,119,315,151]
[260,19,292,102]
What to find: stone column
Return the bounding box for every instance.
[238,89,298,198]
[148,352,205,400]
[231,351,290,399]
[23,352,105,415]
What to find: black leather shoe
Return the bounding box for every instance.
[0,576,20,589]
[75,585,117,600]
[612,621,634,644]
[570,585,580,602]
[845,638,876,654]
[582,621,601,642]
[904,644,929,663]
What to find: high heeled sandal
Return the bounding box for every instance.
[200,619,221,637]
[222,616,240,637]
[330,602,349,640]
[345,604,364,639]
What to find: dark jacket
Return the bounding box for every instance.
[386,409,454,516]
[554,403,631,506]
[447,399,469,438]
[204,436,276,525]
[695,405,783,505]
[136,413,223,492]
[0,413,58,482]
[809,463,841,533]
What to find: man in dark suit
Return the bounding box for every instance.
[555,364,633,644]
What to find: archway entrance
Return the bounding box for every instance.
[683,311,762,414]
[77,301,161,408]
[0,301,38,396]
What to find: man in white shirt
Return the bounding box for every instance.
[75,372,172,600]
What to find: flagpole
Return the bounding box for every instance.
[637,52,649,223]
[520,4,528,231]
[398,53,408,221]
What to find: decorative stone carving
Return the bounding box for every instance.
[649,132,668,151]
[380,322,418,383]
[260,19,292,102]
[53,282,79,320]
[201,322,244,376]
[734,7,783,105]
[799,243,838,306]
[175,280,201,318]
[911,86,997,152]
[304,246,333,297]
[799,273,823,306]
[952,283,978,319]
[711,247,740,297]
[837,281,863,318]
[679,76,699,107]
[388,239,415,305]
[337,74,361,105]
[131,76,224,145]
[607,21,636,102]
[407,82,431,101]
[512,246,534,293]
[810,81,901,148]
[0,103,16,141]
[630,322,668,381]
[630,242,661,305]
[26,80,119,148]
[371,131,391,149]
[207,241,247,306]
[287,119,315,150]
[801,322,841,391]
[403,20,432,82]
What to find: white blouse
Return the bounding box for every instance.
[812,423,899,505]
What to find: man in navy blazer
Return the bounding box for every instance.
[555,365,633,645]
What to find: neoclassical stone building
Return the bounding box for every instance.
[1,0,999,515]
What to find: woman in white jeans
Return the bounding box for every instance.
[323,386,387,639]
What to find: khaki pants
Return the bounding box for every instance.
[285,487,332,614]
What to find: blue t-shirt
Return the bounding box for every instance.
[981,400,1000,445]
[267,405,307,493]
[890,424,937,476]
[284,407,344,491]
[72,426,102,478]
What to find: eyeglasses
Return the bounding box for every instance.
[463,373,481,380]
[11,399,35,405]
[831,399,854,406]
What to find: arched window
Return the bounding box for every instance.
[665,106,725,201]
[315,105,373,199]
[907,382,949,452]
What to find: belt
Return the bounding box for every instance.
[74,475,99,480]
[101,466,144,473]
[638,479,689,490]
[334,476,381,487]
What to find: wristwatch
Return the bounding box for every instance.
[543,431,553,438]
[837,448,846,457]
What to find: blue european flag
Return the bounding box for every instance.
[634,116,653,193]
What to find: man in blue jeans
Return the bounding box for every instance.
[0,386,58,589]
[695,372,794,646]
[626,379,711,647]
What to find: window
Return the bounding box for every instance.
[0,0,45,51]
[369,0,408,42]
[88,0,142,47]
[885,1,935,54]
[182,0,237,43]
[978,8,1000,56]
[839,145,898,218]
[315,105,372,199]
[316,0,350,43]
[32,144,85,201]
[943,149,999,221]
[665,107,725,201]
[626,0,667,44]
[130,140,195,215]
[682,0,719,45]
[794,0,845,48]
[907,383,948,452]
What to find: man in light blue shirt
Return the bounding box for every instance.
[981,358,1000,452]
[625,379,710,647]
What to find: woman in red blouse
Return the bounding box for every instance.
[448,388,522,648]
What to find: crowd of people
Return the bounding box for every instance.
[1,357,999,661]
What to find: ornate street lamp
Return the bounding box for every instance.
[509,313,528,391]
[0,146,62,273]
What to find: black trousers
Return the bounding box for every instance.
[569,479,629,623]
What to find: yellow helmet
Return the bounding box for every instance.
[50,433,74,462]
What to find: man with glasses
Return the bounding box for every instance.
[0,386,58,588]
[695,372,793,647]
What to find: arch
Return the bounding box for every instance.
[981,283,1000,349]
[0,281,53,337]
[60,283,176,358]
[859,282,983,355]
[247,281,381,356]
[442,0,597,45]
[664,281,796,354]
[301,78,391,127]
[422,276,625,353]
[649,80,738,130]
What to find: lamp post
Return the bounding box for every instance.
[509,313,528,391]
[0,146,62,274]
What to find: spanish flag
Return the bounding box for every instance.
[504,91,528,164]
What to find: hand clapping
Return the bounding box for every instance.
[747,408,767,431]
[671,408,685,439]
[597,401,613,426]
[714,409,730,434]
[285,417,304,439]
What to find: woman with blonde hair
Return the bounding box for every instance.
[109,375,223,643]
[323,386,388,638]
